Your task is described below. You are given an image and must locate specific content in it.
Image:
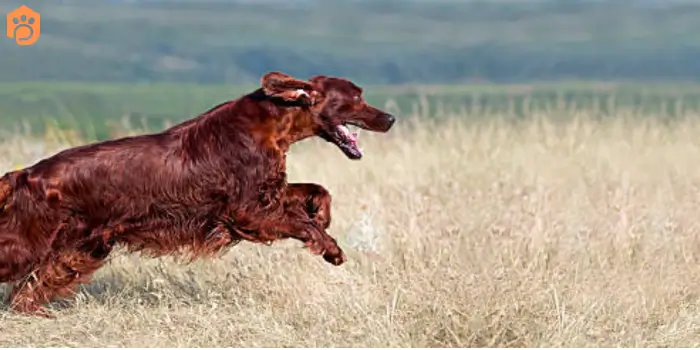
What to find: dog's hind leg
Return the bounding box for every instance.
[0,173,36,283]
[7,229,115,317]
[0,235,36,284]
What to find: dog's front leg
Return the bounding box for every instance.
[223,184,345,265]
[283,183,333,230]
[281,183,345,265]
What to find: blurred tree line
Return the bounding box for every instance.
[1,0,699,85]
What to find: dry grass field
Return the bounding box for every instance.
[3,110,700,347]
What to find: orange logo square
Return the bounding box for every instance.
[6,5,40,46]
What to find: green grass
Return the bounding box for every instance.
[3,81,700,140]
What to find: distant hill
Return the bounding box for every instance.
[1,0,700,84]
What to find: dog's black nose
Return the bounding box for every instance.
[385,113,396,127]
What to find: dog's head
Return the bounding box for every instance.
[258,72,396,160]
[305,75,396,160]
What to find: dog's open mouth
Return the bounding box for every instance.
[332,124,362,159]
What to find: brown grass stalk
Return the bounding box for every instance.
[2,113,700,347]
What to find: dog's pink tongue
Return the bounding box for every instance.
[337,125,361,156]
[338,125,358,143]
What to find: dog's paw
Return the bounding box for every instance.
[11,304,55,319]
[323,249,346,266]
[321,240,346,266]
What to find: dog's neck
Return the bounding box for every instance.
[285,108,319,144]
[173,92,321,164]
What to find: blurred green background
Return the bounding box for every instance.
[1,0,699,139]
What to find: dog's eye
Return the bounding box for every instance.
[353,95,361,103]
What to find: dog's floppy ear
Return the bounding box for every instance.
[261,71,314,106]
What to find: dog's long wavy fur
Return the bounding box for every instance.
[0,71,396,317]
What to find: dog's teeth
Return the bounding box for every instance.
[338,125,350,136]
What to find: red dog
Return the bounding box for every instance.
[0,72,395,317]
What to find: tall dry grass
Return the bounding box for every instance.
[2,111,700,347]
